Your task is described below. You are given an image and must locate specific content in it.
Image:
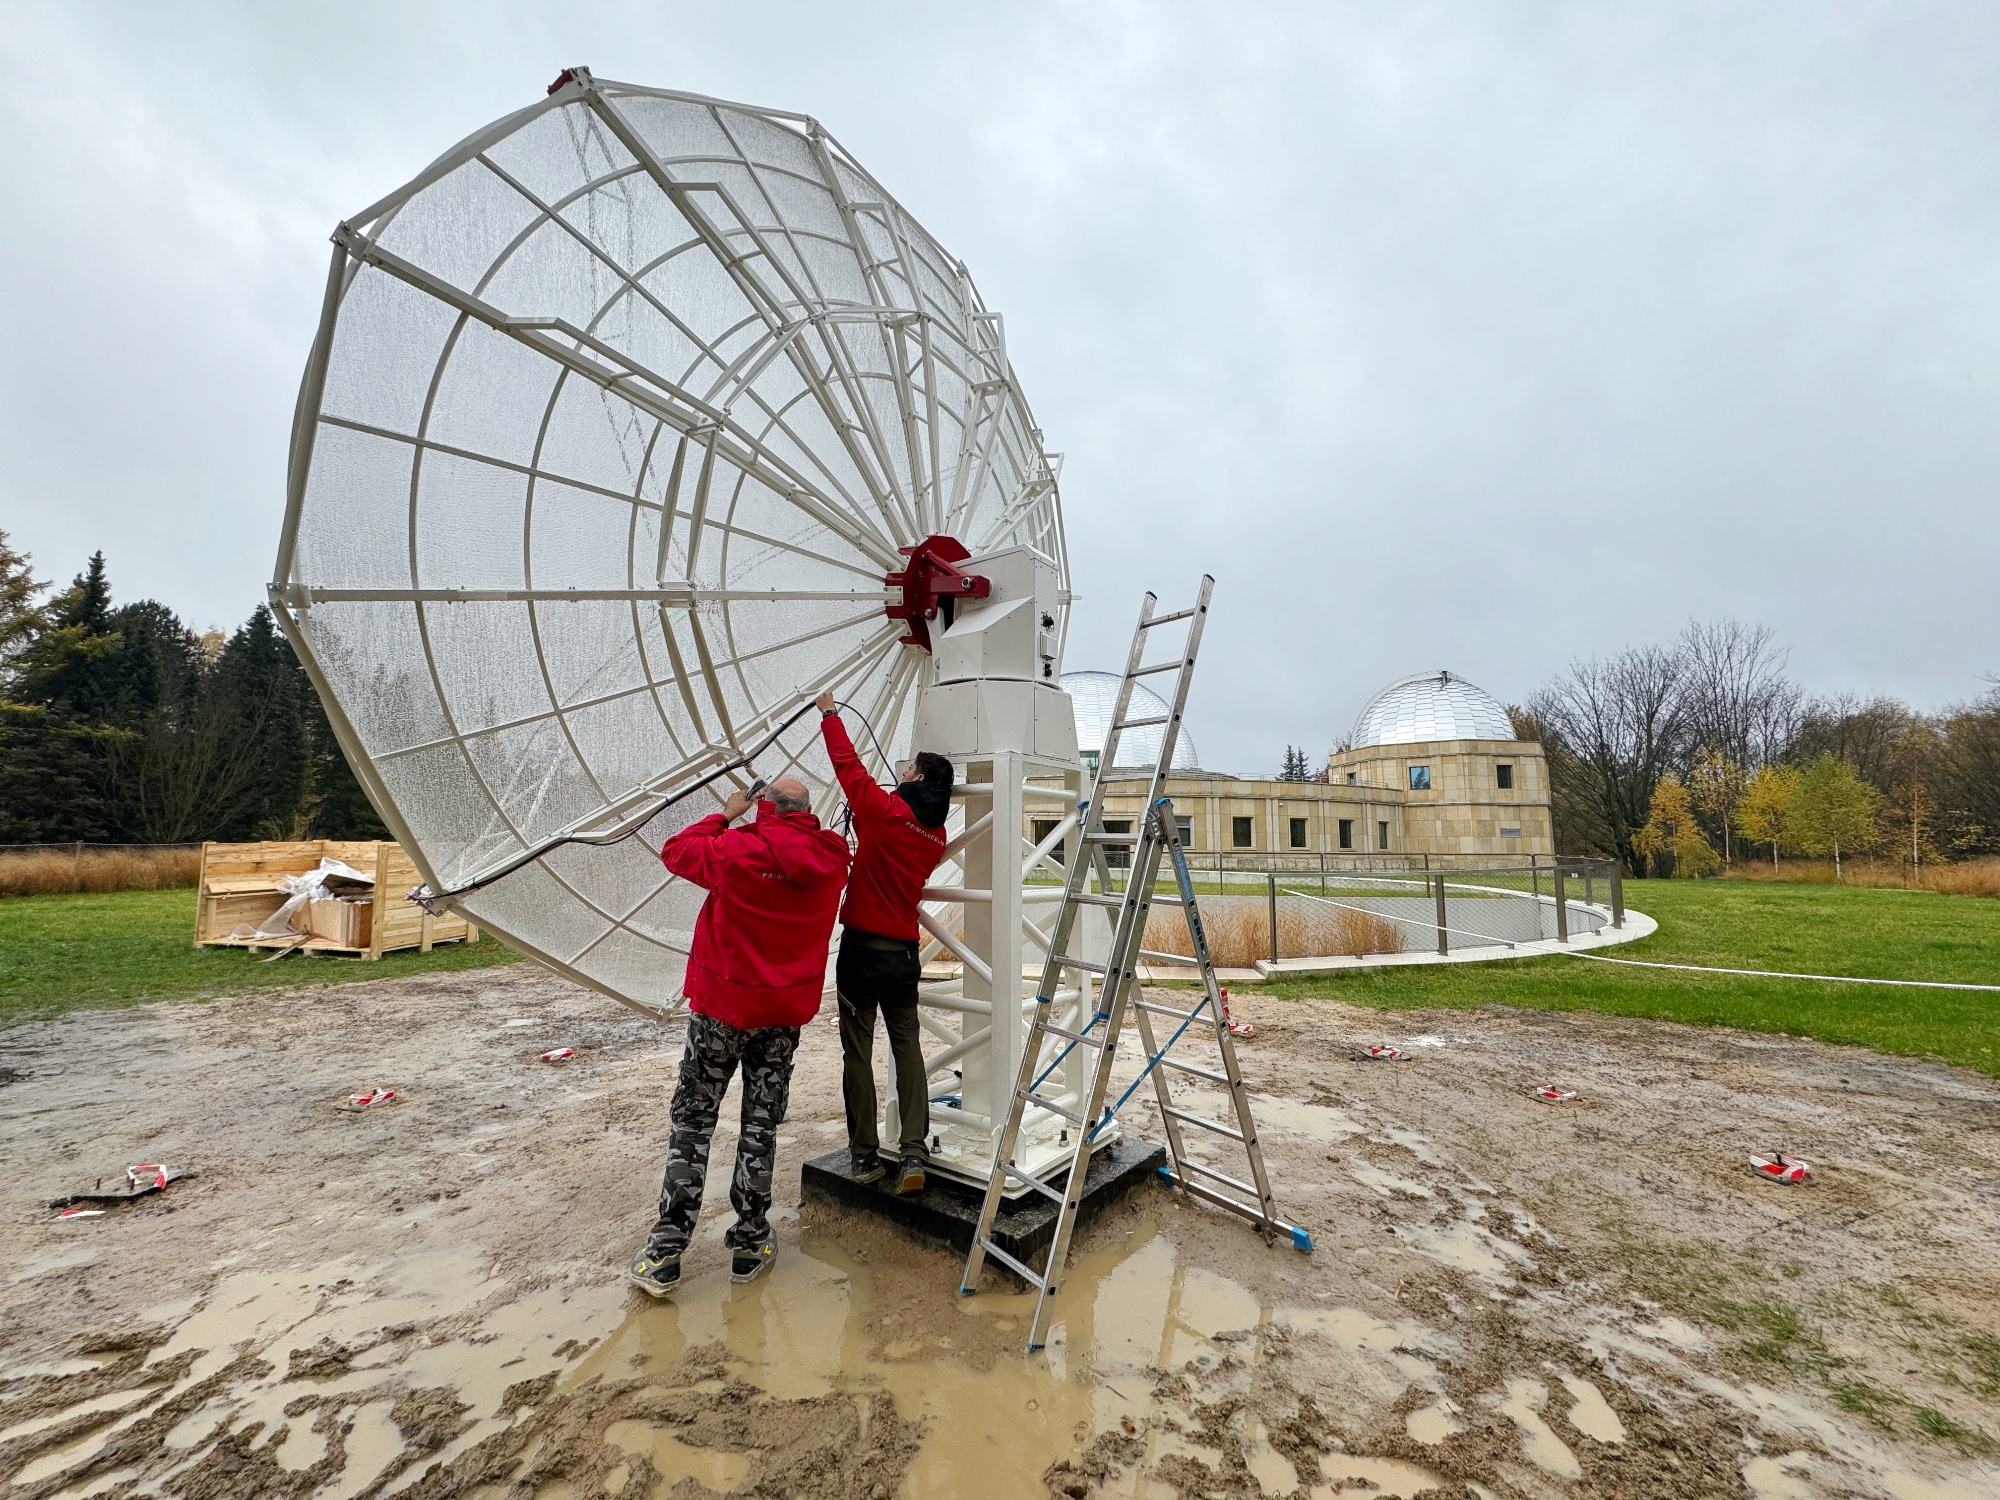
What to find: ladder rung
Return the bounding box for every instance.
[976,1237,1046,1289]
[1161,1106,1246,1143]
[1143,608,1197,626]
[1021,1093,1086,1125]
[1114,715,1168,730]
[1055,955,1108,975]
[1002,1163,1065,1204]
[1161,1172,1274,1228]
[1129,661,1182,678]
[1174,1159,1263,1199]
[1082,832,1140,845]
[1158,1056,1229,1085]
[1135,999,1218,1027]
[1071,892,1126,908]
[1037,1021,1102,1048]
[1137,947,1195,964]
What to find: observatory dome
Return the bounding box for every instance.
[1062,670,1200,772]
[1350,671,1515,748]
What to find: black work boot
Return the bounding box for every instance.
[895,1156,926,1196]
[850,1149,887,1185]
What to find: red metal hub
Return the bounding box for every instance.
[885,535,991,652]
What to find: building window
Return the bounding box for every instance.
[1338,818,1353,850]
[1378,820,1389,850]
[1501,825,1521,838]
[1231,816,1253,848]
[1103,819,1132,868]
[1176,815,1193,848]
[1345,771,1357,785]
[1408,765,1431,791]
[1289,817,1307,849]
[1496,763,1514,790]
[1031,818,1065,865]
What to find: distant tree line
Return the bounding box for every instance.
[0,533,386,845]
[1512,619,2000,877]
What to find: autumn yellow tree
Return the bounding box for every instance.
[1632,774,1722,878]
[1689,747,1745,864]
[1789,754,1880,882]
[1735,763,1799,870]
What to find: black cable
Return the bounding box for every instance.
[413,695,898,907]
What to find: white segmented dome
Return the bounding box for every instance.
[1061,670,1200,771]
[1350,671,1514,748]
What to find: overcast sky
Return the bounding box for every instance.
[3,2,1995,774]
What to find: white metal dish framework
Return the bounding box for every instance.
[271,69,1101,1181]
[272,73,1120,1200]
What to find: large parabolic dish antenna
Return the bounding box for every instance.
[271,69,1068,1017]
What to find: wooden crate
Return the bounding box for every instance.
[194,840,479,960]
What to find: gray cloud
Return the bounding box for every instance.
[3,1,1994,776]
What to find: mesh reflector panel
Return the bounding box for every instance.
[274,74,1066,1016]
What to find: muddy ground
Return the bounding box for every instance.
[2,965,1997,1499]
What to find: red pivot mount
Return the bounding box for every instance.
[885,535,990,653]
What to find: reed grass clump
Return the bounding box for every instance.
[0,847,201,898]
[1143,895,1406,968]
[1725,857,2000,898]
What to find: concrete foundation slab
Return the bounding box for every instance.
[801,1139,1166,1272]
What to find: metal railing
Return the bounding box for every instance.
[1118,855,1624,965]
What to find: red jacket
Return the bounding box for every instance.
[662,801,851,1028]
[821,713,949,942]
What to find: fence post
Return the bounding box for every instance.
[1267,873,1279,965]
[1554,864,1569,943]
[1529,852,1539,902]
[1610,860,1624,929]
[1433,873,1448,956]
[1584,864,1594,909]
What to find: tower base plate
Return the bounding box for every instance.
[800,1139,1166,1273]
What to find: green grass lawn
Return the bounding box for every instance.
[0,887,521,1027]
[4,880,1995,1079]
[1239,879,2000,1076]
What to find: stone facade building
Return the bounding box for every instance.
[1064,669,1553,862]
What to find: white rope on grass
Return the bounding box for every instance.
[1560,949,2000,992]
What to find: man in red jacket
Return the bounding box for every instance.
[628,776,850,1297]
[815,690,953,1197]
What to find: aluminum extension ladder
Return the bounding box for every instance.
[958,577,1311,1353]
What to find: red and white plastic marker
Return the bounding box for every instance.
[1217,987,1255,1038]
[127,1164,170,1190]
[57,1208,106,1219]
[1749,1153,1814,1185]
[1355,1045,1407,1062]
[1534,1087,1579,1104]
[348,1088,396,1108]
[540,1048,574,1063]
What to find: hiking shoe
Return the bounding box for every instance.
[895,1157,927,1196]
[850,1151,887,1185]
[731,1243,776,1283]
[627,1245,682,1298]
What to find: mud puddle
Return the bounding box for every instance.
[5,968,2000,1496]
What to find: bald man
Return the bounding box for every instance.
[629,776,850,1296]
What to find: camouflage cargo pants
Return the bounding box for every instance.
[650,1011,801,1254]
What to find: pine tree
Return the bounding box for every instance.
[0,702,125,841]
[1279,744,1312,781]
[10,551,121,714]
[302,675,389,839]
[0,529,48,681]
